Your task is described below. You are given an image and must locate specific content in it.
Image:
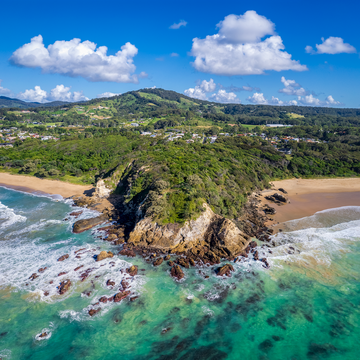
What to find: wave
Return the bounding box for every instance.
[0,201,27,229]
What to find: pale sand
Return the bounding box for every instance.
[0,172,93,198]
[260,178,360,225]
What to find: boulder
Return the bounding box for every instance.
[153,258,164,266]
[29,273,39,281]
[126,265,138,276]
[177,258,190,269]
[96,251,114,261]
[113,238,125,245]
[99,296,108,303]
[89,308,101,317]
[114,290,130,303]
[70,211,83,218]
[105,234,117,242]
[57,254,69,262]
[164,254,171,261]
[121,279,129,289]
[278,188,287,194]
[106,279,115,287]
[265,193,288,204]
[170,265,185,280]
[216,263,234,277]
[38,267,47,273]
[73,214,108,234]
[59,279,71,295]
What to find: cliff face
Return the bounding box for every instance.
[128,203,251,257]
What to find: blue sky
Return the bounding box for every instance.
[1,0,359,107]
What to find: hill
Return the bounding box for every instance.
[0,96,69,109]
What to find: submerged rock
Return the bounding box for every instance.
[73,214,108,234]
[170,265,185,280]
[89,308,101,317]
[119,249,136,257]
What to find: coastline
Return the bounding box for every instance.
[0,172,93,198]
[260,177,360,225]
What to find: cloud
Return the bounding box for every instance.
[18,84,88,103]
[155,57,164,61]
[210,89,240,103]
[170,52,179,57]
[0,80,12,95]
[190,10,307,76]
[306,37,356,54]
[247,92,296,106]
[184,79,216,100]
[297,94,342,106]
[169,20,187,29]
[97,92,121,98]
[10,35,141,83]
[220,84,260,92]
[279,76,307,96]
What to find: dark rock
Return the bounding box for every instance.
[59,279,71,295]
[88,308,101,317]
[57,254,69,262]
[272,335,282,341]
[121,279,129,289]
[58,271,68,276]
[168,261,174,266]
[114,290,130,302]
[216,263,234,277]
[38,267,47,273]
[74,248,86,254]
[307,343,337,357]
[70,210,83,218]
[126,265,138,276]
[130,296,139,302]
[153,258,164,266]
[177,258,190,268]
[164,255,171,261]
[29,273,39,281]
[265,193,288,203]
[189,258,195,266]
[254,251,259,261]
[106,279,115,287]
[278,188,287,194]
[44,291,49,296]
[73,214,108,234]
[99,296,108,303]
[38,332,48,338]
[161,327,171,334]
[258,339,273,352]
[170,265,185,280]
[74,265,84,271]
[119,249,136,257]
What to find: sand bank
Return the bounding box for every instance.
[0,172,93,198]
[260,178,360,225]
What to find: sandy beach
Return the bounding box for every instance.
[260,177,360,225]
[0,172,93,198]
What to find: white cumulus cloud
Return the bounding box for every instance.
[247,92,297,106]
[210,90,240,103]
[169,20,187,29]
[97,92,121,98]
[18,84,88,103]
[184,79,216,100]
[306,37,356,54]
[247,93,268,104]
[10,35,141,83]
[279,76,307,96]
[190,10,307,76]
[0,80,12,96]
[297,94,342,106]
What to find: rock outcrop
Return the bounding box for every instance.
[96,251,114,261]
[73,214,108,233]
[265,193,288,204]
[94,179,111,198]
[170,265,185,280]
[128,204,251,258]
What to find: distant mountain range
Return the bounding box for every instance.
[0,96,69,109]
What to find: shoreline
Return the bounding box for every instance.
[260,178,360,226]
[0,172,93,198]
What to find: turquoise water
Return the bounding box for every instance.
[0,187,360,359]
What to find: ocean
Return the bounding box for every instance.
[0,186,360,360]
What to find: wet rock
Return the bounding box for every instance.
[177,258,190,269]
[113,238,125,245]
[168,261,174,266]
[73,214,108,234]
[89,308,101,317]
[253,251,259,261]
[126,265,138,276]
[79,268,94,282]
[96,251,114,261]
[70,210,83,218]
[99,296,108,303]
[216,263,234,277]
[106,279,115,287]
[153,258,164,266]
[263,205,276,215]
[74,248,86,254]
[121,279,129,289]
[74,265,84,271]
[38,267,47,273]
[114,290,130,303]
[57,254,69,262]
[265,193,288,204]
[164,255,171,261]
[170,265,185,280]
[29,273,39,281]
[130,296,139,302]
[105,233,118,242]
[118,249,136,257]
[59,279,71,295]
[43,291,49,296]
[38,332,48,338]
[58,272,68,276]
[278,188,287,194]
[189,258,195,266]
[49,280,53,284]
